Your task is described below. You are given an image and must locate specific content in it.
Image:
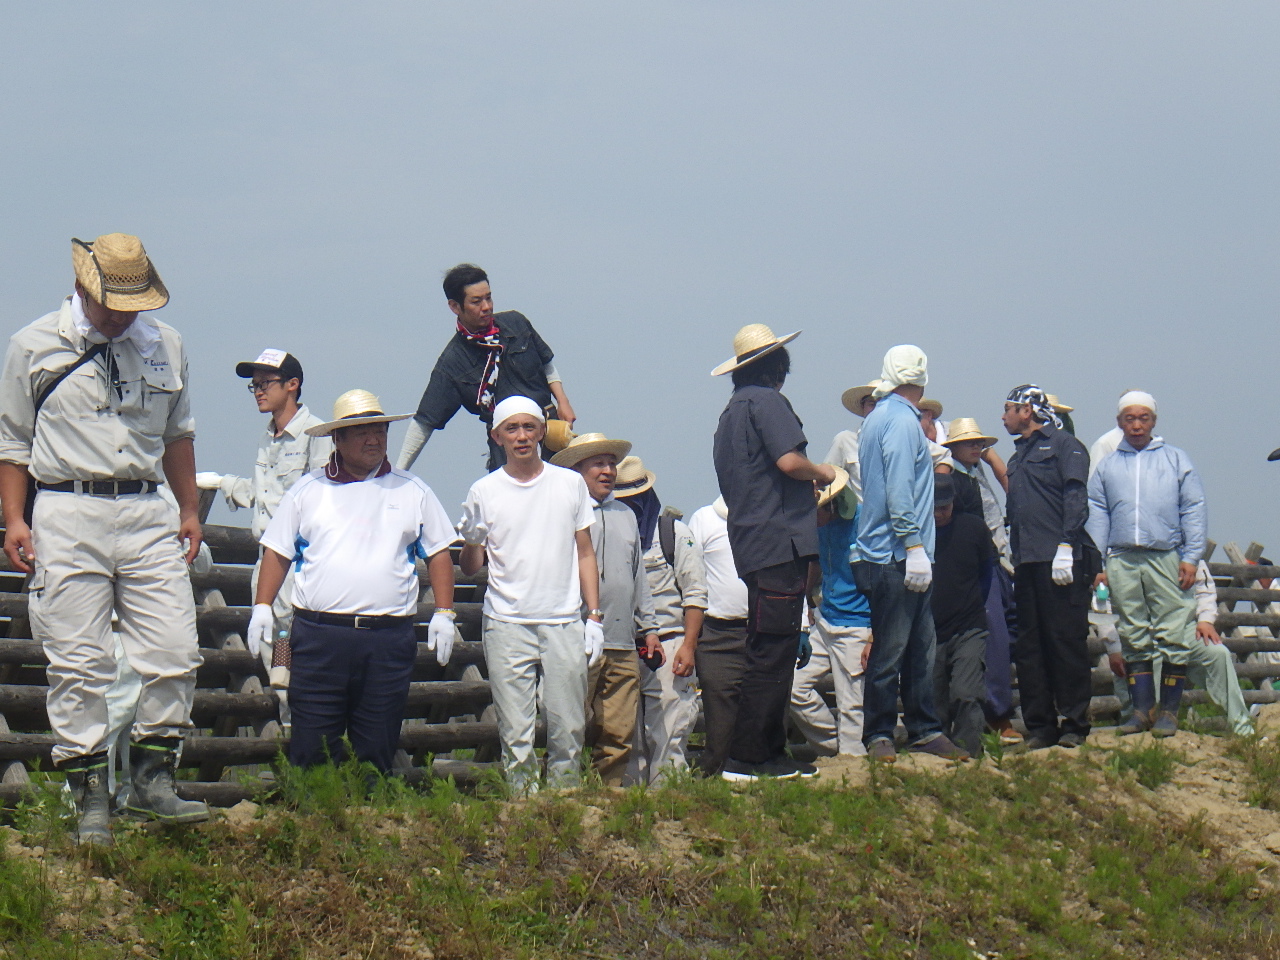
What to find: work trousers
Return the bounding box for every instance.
[694,618,748,776]
[789,615,871,756]
[1106,548,1196,667]
[29,491,201,764]
[934,627,988,757]
[586,647,640,787]
[287,617,415,773]
[1013,560,1092,743]
[854,560,942,748]
[628,634,700,784]
[728,559,808,765]
[483,618,587,793]
[983,565,1018,724]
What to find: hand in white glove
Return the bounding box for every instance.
[584,618,605,667]
[904,545,932,592]
[195,471,224,490]
[428,609,456,666]
[246,603,274,658]
[1051,543,1075,586]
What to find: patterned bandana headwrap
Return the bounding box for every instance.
[457,318,504,415]
[1006,384,1062,430]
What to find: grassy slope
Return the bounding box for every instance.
[2,735,1279,960]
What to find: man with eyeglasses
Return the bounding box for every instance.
[197,349,331,686]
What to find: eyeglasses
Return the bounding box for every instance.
[248,379,284,393]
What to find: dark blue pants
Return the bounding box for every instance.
[982,564,1018,724]
[287,618,416,773]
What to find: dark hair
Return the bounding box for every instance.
[443,263,489,305]
[731,347,790,389]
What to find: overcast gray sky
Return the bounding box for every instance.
[2,3,1278,555]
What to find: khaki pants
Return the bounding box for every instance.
[1107,549,1196,667]
[586,648,640,787]
[790,616,871,756]
[29,491,202,764]
[627,635,700,784]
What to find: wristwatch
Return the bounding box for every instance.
[587,608,604,621]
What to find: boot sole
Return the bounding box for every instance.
[124,806,211,825]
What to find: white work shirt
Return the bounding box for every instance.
[459,463,594,625]
[222,405,332,538]
[824,428,864,499]
[643,517,709,638]
[260,467,455,617]
[687,502,749,619]
[0,297,194,482]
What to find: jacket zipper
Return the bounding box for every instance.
[1133,447,1141,546]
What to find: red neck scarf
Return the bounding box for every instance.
[456,317,504,414]
[324,451,392,484]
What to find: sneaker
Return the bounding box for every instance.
[995,720,1024,746]
[909,734,970,762]
[720,758,801,783]
[788,759,820,779]
[1057,732,1086,749]
[866,739,897,763]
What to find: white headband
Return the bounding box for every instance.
[871,344,929,400]
[491,395,546,427]
[1118,390,1157,415]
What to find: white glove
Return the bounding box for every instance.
[427,609,456,666]
[247,603,273,658]
[584,618,605,667]
[195,471,224,490]
[1052,543,1075,586]
[904,545,932,592]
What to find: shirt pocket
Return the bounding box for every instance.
[141,366,181,433]
[42,365,103,421]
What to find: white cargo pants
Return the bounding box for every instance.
[29,491,202,765]
[789,615,871,757]
[627,634,700,784]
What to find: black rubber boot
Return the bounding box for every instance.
[1151,665,1187,738]
[124,737,209,824]
[59,752,113,846]
[1118,662,1155,736]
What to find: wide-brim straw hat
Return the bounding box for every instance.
[711,324,801,377]
[612,456,656,498]
[544,419,577,452]
[816,465,850,509]
[550,432,633,468]
[1045,393,1074,414]
[840,381,882,416]
[942,418,997,449]
[918,398,944,418]
[71,234,168,312]
[305,389,413,437]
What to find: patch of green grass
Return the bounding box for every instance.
[1226,734,1280,809]
[1106,740,1186,790]
[0,854,55,940]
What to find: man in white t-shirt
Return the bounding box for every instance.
[459,396,603,794]
[251,390,457,774]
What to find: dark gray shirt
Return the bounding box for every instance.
[713,385,819,577]
[1006,423,1091,566]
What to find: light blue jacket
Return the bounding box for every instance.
[1085,437,1207,563]
[853,393,935,564]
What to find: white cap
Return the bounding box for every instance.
[491,395,546,428]
[1118,390,1157,415]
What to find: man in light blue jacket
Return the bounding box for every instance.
[1086,390,1206,738]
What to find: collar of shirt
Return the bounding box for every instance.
[880,391,923,419]
[1015,423,1055,449]
[1117,436,1165,454]
[69,291,162,358]
[273,404,314,440]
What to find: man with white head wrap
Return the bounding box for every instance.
[853,345,967,762]
[1087,390,1206,738]
[1002,383,1099,749]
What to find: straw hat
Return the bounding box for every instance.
[918,398,944,418]
[711,324,801,377]
[1045,394,1074,414]
[71,234,168,312]
[549,432,632,468]
[305,389,413,437]
[612,456,656,498]
[544,419,577,452]
[840,381,882,416]
[816,465,850,509]
[942,418,997,449]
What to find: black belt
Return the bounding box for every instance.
[294,608,415,630]
[36,479,159,496]
[705,616,748,628]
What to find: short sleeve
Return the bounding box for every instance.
[1061,436,1090,486]
[415,354,465,430]
[260,481,303,558]
[528,320,555,366]
[571,473,595,531]
[416,484,458,557]
[163,350,197,444]
[458,484,488,545]
[750,391,806,463]
[0,336,35,465]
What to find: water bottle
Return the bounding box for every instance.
[1095,582,1109,604]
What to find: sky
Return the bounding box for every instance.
[2,3,1278,555]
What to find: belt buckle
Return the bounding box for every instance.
[352,615,372,630]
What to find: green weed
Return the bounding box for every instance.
[1226,734,1280,809]
[1106,740,1186,790]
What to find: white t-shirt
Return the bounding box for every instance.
[459,463,595,624]
[687,502,749,619]
[260,467,455,617]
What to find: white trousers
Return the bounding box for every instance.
[29,491,202,764]
[482,618,587,794]
[789,615,871,756]
[626,635,700,784]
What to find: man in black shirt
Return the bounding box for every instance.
[1002,384,1097,750]
[931,474,996,758]
[397,264,578,472]
[711,323,835,782]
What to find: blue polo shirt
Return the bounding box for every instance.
[818,510,871,627]
[853,392,935,564]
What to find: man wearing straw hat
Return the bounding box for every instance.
[551,436,662,786]
[459,397,602,794]
[712,323,834,782]
[824,380,880,498]
[0,234,207,843]
[252,390,457,772]
[398,263,579,473]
